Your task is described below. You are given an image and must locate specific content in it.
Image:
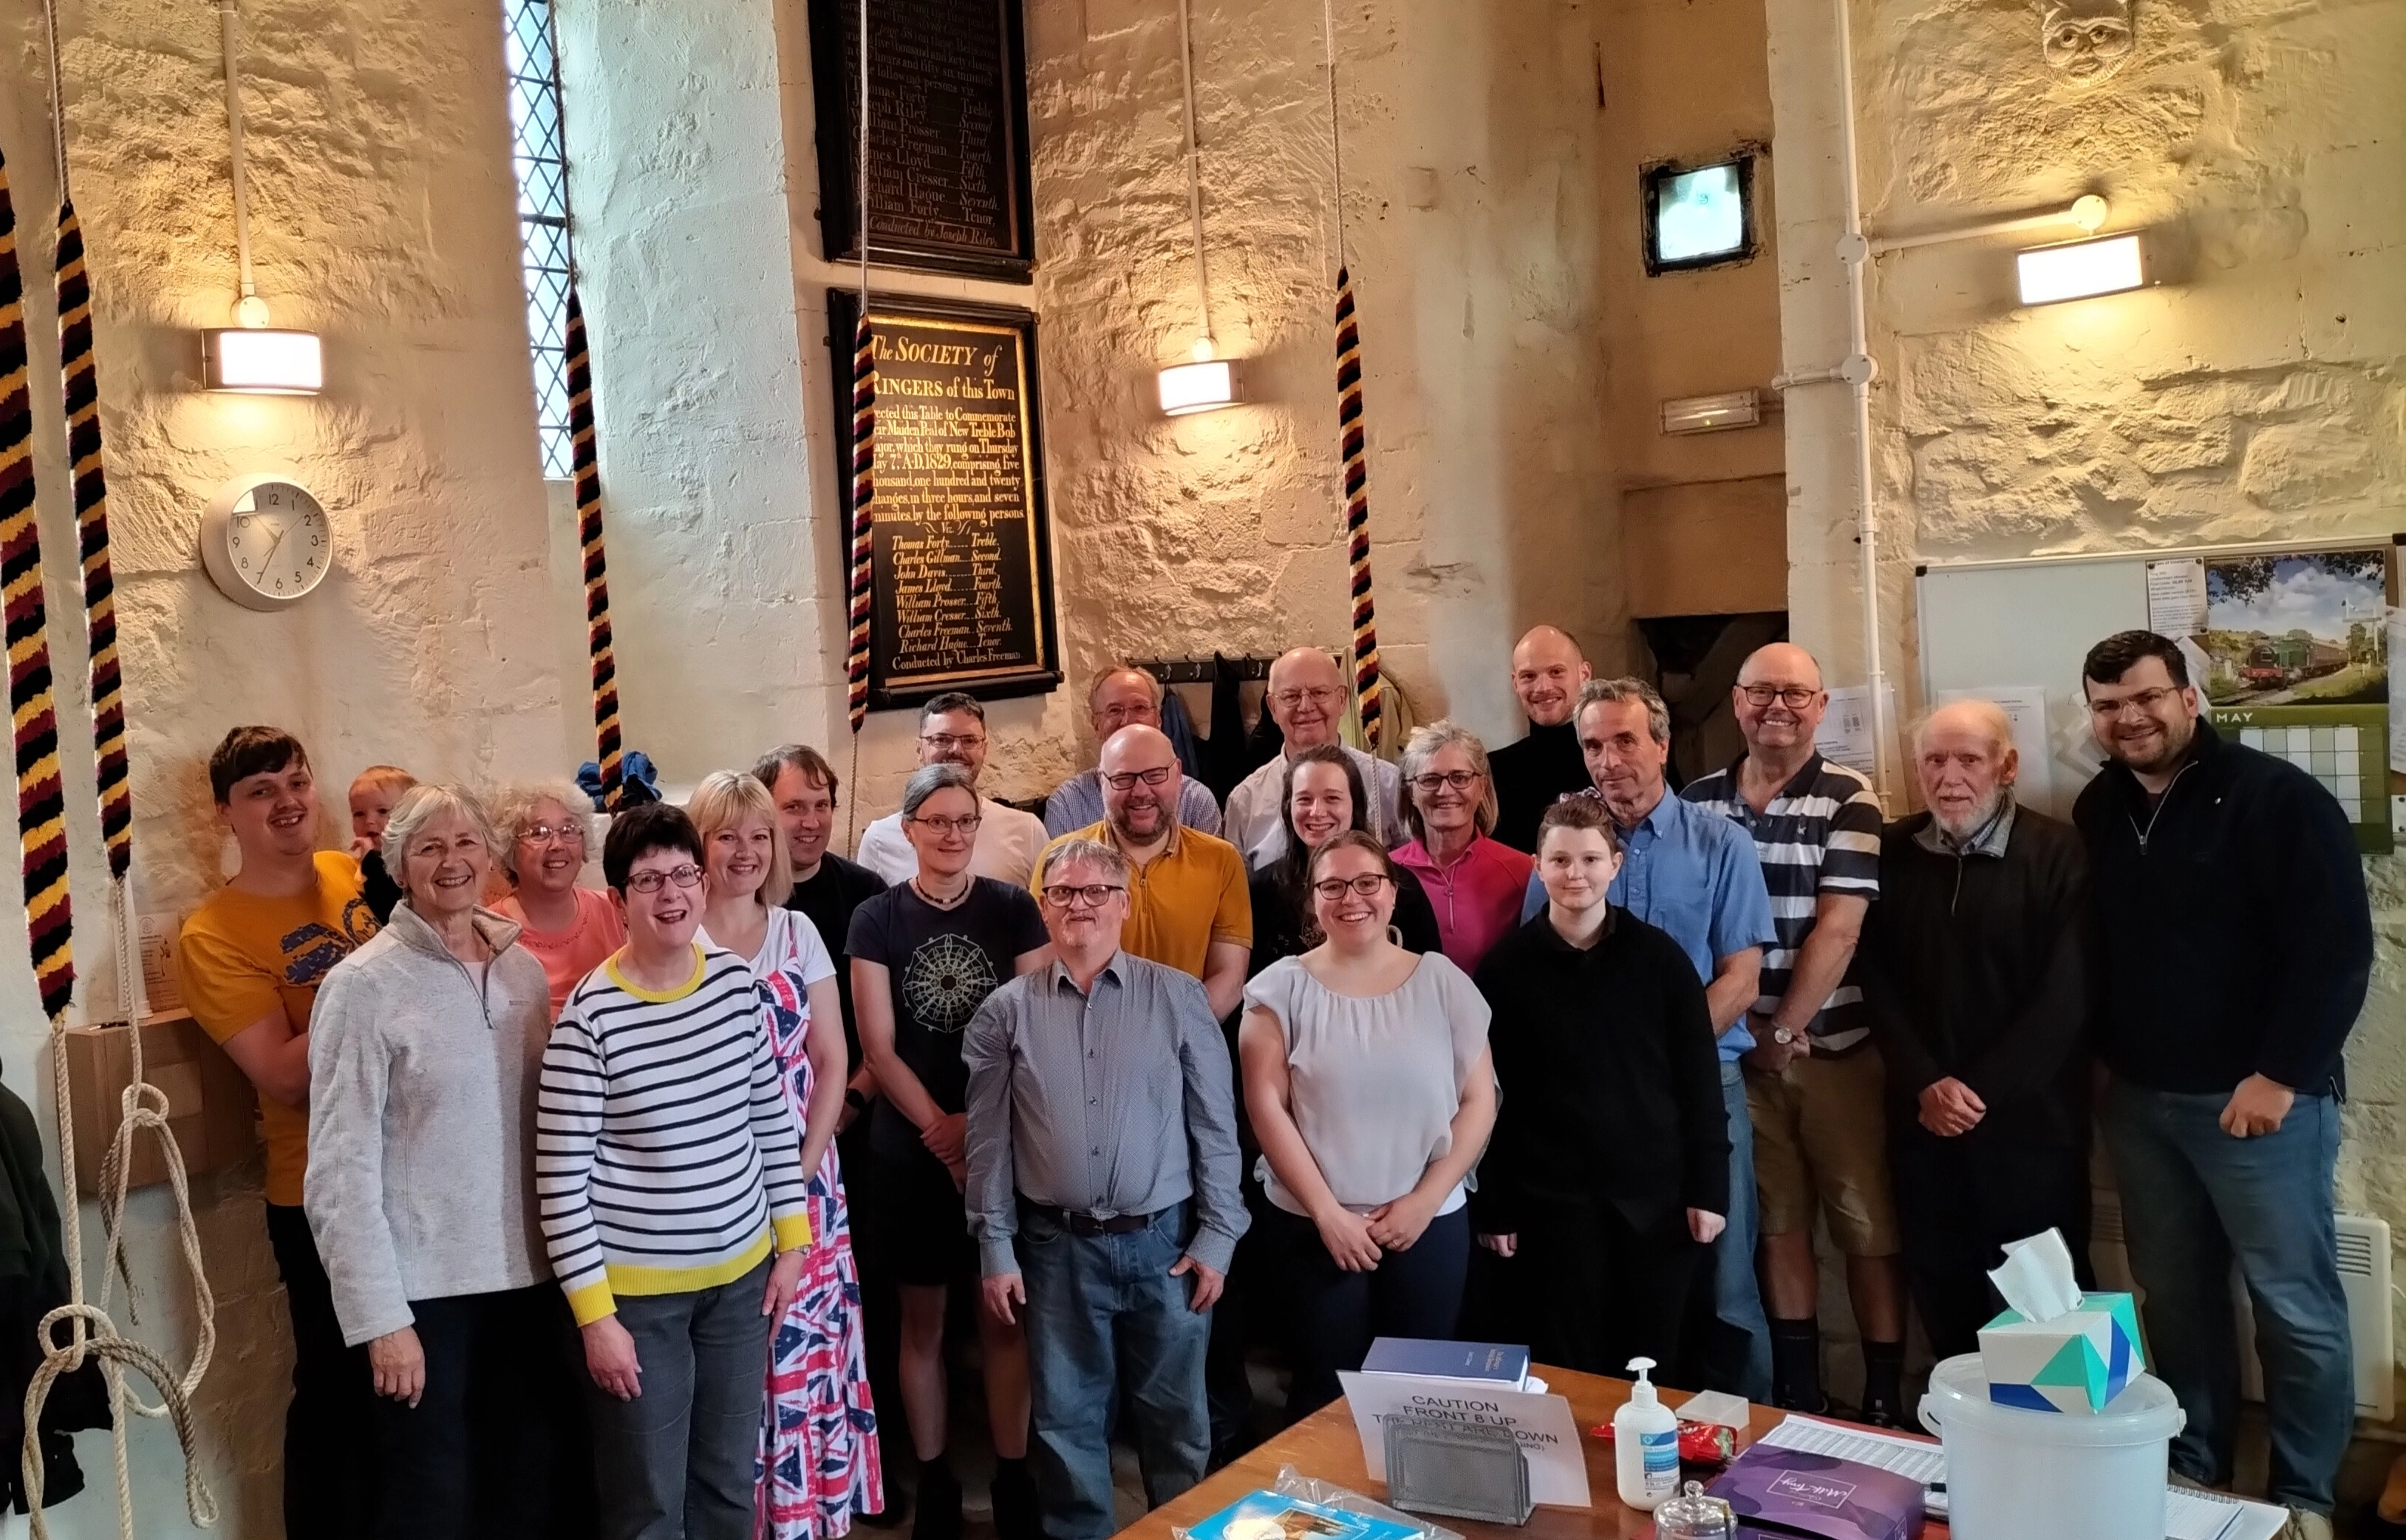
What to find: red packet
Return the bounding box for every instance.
[1591,1417,1738,1467]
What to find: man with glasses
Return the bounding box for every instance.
[856,692,1049,887]
[1221,648,1404,862]
[1680,643,1901,1425]
[2075,631,2370,1540]
[1044,668,1224,838]
[964,839,1246,1540]
[1035,725,1252,1020]
[1515,678,1777,1399]
[1487,625,1595,851]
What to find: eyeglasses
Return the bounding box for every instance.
[920,732,987,752]
[1312,873,1392,901]
[625,864,703,894]
[1270,686,1342,711]
[1102,766,1175,790]
[1041,883,1125,909]
[2088,686,2184,719]
[910,814,983,837]
[518,822,586,847]
[1411,770,1482,794]
[1739,684,1819,709]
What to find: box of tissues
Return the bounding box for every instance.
[1974,1230,2144,1415]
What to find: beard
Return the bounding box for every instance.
[1931,785,2009,845]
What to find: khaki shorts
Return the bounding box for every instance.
[1745,1045,1900,1257]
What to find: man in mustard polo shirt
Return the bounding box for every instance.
[177,726,381,1540]
[1033,725,1250,1018]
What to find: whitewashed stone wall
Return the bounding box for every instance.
[1768,0,2406,1420]
[0,0,565,1530]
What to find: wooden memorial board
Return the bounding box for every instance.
[808,0,1037,282]
[828,291,1060,708]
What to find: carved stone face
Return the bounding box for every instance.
[2042,0,2135,83]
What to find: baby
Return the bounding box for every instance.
[349,765,417,923]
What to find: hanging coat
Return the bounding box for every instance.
[0,1067,106,1513]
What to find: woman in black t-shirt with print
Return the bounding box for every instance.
[848,763,1049,1540]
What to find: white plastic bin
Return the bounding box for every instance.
[1917,1353,2185,1540]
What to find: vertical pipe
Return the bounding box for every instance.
[1831,0,1892,805]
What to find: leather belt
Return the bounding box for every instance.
[1022,1201,1158,1236]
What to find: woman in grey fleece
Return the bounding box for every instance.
[304,784,593,1536]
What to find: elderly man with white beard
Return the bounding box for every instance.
[1854,698,2094,1361]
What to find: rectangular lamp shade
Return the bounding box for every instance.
[1661,388,1761,434]
[202,327,324,394]
[2015,234,2146,307]
[1157,358,1238,416]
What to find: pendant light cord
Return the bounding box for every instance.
[219,0,258,305]
[1176,0,1213,351]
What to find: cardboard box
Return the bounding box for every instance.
[1977,1291,2144,1414]
[64,1014,259,1197]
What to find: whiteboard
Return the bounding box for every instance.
[1916,556,2152,819]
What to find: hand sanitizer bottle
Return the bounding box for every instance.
[1614,1357,1680,1511]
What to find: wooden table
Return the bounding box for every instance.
[1122,1366,1950,1540]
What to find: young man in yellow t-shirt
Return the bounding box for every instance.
[177,726,381,1540]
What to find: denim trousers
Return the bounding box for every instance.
[1703,1060,1774,1400]
[1019,1201,1213,1540]
[2101,1080,2352,1514]
[586,1260,774,1540]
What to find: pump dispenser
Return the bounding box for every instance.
[1612,1357,1680,1510]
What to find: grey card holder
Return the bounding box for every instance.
[1383,1417,1535,1527]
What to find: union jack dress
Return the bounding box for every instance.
[748,908,882,1539]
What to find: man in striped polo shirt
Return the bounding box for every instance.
[539,803,814,1539]
[1681,643,1903,1425]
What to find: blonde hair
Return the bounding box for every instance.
[350,764,418,800]
[686,769,794,908]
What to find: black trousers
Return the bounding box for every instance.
[1890,1126,2093,1360]
[371,1282,596,1540]
[265,1202,380,1540]
[1264,1204,1471,1418]
[1204,1176,1277,1456]
[1514,1194,1704,1378]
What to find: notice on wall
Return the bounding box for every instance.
[2145,556,2208,637]
[1337,1372,1592,1507]
[828,291,1060,709]
[1816,685,1895,780]
[1937,684,2055,811]
[138,912,181,1015]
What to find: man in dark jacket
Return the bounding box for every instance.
[1859,699,2090,1361]
[2074,630,2371,1536]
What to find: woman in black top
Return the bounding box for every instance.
[1247,743,1440,975]
[1470,796,1730,1376]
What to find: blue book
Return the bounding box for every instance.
[1360,1338,1531,1389]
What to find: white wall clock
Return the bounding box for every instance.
[199,474,333,611]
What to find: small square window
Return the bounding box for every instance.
[1643,155,1756,274]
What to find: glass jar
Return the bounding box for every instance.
[1652,1479,1736,1540]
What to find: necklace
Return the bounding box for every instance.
[911,874,972,909]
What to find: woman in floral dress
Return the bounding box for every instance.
[690,770,882,1538]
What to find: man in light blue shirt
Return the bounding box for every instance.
[1045,667,1222,838]
[1519,678,1776,1399]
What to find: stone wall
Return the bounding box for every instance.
[1768,0,2406,1403]
[1,0,565,1530]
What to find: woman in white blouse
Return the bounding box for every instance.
[1238,830,1496,1415]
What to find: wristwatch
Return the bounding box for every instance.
[1772,1027,1796,1046]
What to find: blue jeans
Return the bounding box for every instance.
[1019,1201,1212,1540]
[1705,1060,1773,1400]
[2101,1081,2351,1514]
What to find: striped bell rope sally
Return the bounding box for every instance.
[566,286,623,811]
[845,315,874,732]
[1332,268,1381,751]
[53,202,127,885]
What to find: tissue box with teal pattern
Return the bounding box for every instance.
[1976,1292,2144,1414]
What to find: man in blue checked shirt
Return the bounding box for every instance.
[1517,677,1776,1400]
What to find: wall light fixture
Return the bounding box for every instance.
[2015,231,2146,306]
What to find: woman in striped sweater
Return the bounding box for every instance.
[538,803,815,1540]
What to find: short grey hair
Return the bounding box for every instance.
[1575,677,1671,746]
[1398,720,1499,842]
[382,784,501,902]
[1086,666,1163,714]
[1039,837,1129,887]
[490,780,593,881]
[900,761,979,819]
[1913,698,2015,754]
